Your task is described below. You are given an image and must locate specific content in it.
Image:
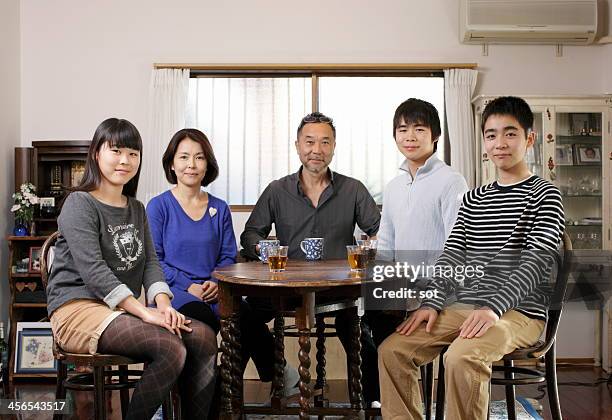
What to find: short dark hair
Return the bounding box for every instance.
[162,128,219,187]
[76,118,143,197]
[481,96,533,136]
[297,112,336,138]
[393,99,441,152]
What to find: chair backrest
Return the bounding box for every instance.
[40,231,60,290]
[532,231,573,358]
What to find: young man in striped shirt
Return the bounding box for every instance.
[378,96,565,419]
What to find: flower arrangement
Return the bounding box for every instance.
[11,183,39,224]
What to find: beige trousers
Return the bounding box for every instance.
[378,304,544,420]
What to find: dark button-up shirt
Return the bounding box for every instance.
[241,168,380,260]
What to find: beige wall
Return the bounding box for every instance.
[0,0,20,324]
[19,0,611,145]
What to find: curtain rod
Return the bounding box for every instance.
[153,63,478,71]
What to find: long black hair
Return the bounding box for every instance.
[75,118,143,197]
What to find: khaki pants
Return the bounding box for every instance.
[378,304,544,420]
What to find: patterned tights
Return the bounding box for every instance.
[98,313,217,419]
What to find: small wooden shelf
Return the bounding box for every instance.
[12,273,42,278]
[11,372,56,379]
[6,235,49,241]
[12,303,48,308]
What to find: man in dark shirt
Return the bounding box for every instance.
[240,112,381,404]
[241,113,379,259]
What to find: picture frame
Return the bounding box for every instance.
[15,328,57,374]
[28,247,41,273]
[14,322,54,371]
[555,144,574,166]
[70,161,86,187]
[38,197,55,208]
[570,113,590,135]
[573,144,601,165]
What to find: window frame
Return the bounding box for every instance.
[159,63,477,210]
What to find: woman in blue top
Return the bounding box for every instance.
[147,129,298,390]
[147,129,235,331]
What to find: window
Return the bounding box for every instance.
[185,69,444,205]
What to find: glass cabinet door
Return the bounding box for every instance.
[554,111,604,250]
[526,111,544,178]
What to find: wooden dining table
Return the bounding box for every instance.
[213,259,371,420]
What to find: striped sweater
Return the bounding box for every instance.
[422,175,565,320]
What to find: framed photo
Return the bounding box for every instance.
[574,144,601,165]
[15,328,57,373]
[70,161,86,187]
[570,113,590,135]
[555,145,574,166]
[38,197,55,207]
[14,322,53,372]
[28,247,41,273]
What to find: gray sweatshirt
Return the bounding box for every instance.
[46,191,173,316]
[378,155,468,256]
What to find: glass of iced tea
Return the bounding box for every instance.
[346,245,367,272]
[267,245,289,273]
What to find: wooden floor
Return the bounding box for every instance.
[4,367,611,419]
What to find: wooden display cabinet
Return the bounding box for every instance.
[14,141,90,235]
[6,235,51,387]
[6,141,89,386]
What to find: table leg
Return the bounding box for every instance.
[348,308,363,412]
[219,317,234,418]
[271,315,285,409]
[298,328,311,420]
[296,292,315,420]
[219,283,242,420]
[229,313,243,412]
[314,315,328,409]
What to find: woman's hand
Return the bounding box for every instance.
[187,283,204,300]
[157,305,192,338]
[201,281,218,303]
[141,308,177,335]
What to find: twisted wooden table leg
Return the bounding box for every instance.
[314,315,328,408]
[348,310,363,411]
[271,315,285,408]
[219,317,234,417]
[229,314,243,413]
[298,329,312,420]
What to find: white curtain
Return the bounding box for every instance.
[444,69,478,188]
[139,68,189,204]
[186,77,312,205]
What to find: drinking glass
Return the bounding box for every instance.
[267,246,288,272]
[346,245,367,272]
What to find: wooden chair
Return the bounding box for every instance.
[40,232,178,420]
[428,232,573,420]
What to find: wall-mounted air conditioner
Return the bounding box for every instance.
[460,0,598,45]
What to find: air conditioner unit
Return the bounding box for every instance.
[460,0,598,45]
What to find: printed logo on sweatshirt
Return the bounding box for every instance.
[108,223,143,271]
